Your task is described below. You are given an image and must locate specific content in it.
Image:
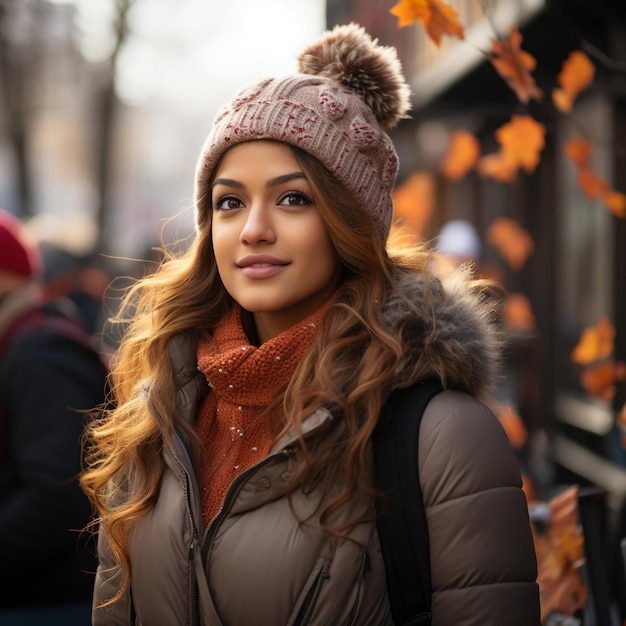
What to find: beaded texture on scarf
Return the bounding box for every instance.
[195,301,332,526]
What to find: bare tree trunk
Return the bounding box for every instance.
[0,1,34,218]
[95,0,135,252]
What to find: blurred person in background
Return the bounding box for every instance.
[81,24,539,625]
[26,212,112,341]
[0,209,107,624]
[39,240,111,338]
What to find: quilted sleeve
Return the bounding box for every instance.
[92,528,134,625]
[418,390,540,626]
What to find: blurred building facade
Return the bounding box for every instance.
[328,0,626,615]
[0,0,198,261]
[327,0,626,626]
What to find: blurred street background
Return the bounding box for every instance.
[1,0,625,623]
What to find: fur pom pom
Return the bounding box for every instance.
[297,23,411,130]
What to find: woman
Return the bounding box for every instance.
[81,23,540,625]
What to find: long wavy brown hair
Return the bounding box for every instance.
[80,141,435,602]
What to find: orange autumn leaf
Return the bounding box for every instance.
[503,292,536,331]
[532,485,588,620]
[571,316,615,365]
[553,51,596,113]
[564,137,593,169]
[477,151,518,183]
[578,167,609,201]
[580,360,626,401]
[602,190,626,219]
[486,217,534,270]
[496,115,546,173]
[558,51,596,93]
[392,171,436,238]
[552,88,574,113]
[564,138,626,217]
[390,0,464,45]
[489,27,543,104]
[440,130,481,181]
[540,567,588,620]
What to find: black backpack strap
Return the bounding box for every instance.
[372,379,444,626]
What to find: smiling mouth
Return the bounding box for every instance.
[236,255,289,268]
[238,262,288,279]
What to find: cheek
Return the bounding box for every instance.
[306,225,339,275]
[211,223,230,264]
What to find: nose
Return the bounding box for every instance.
[239,204,276,245]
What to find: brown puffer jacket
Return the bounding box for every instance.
[92,270,540,625]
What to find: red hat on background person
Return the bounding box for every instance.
[0,209,43,281]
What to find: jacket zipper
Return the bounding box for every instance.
[170,388,330,553]
[168,405,329,619]
[201,447,293,560]
[169,437,203,626]
[292,558,331,626]
[181,446,294,625]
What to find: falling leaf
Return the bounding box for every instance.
[390,0,464,45]
[440,130,481,181]
[558,51,595,95]
[503,292,536,331]
[390,0,427,28]
[486,217,534,270]
[602,190,626,219]
[580,360,626,401]
[564,137,593,169]
[540,568,588,619]
[477,151,518,183]
[553,51,596,113]
[531,485,588,620]
[578,167,609,201]
[571,316,615,365]
[564,137,626,218]
[552,89,574,113]
[496,115,546,173]
[495,402,528,448]
[489,27,543,104]
[392,171,436,239]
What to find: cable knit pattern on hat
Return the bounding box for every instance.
[194,23,411,243]
[196,301,333,526]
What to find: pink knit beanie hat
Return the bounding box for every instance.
[194,23,411,242]
[0,209,42,279]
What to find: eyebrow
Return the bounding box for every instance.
[212,172,306,190]
[266,172,306,188]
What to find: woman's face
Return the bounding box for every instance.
[211,141,342,343]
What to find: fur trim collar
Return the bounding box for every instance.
[382,267,502,403]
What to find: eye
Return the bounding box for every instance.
[214,195,244,211]
[277,191,312,207]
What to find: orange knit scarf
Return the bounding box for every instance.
[196,302,331,527]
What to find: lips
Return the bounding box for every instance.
[236,255,289,279]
